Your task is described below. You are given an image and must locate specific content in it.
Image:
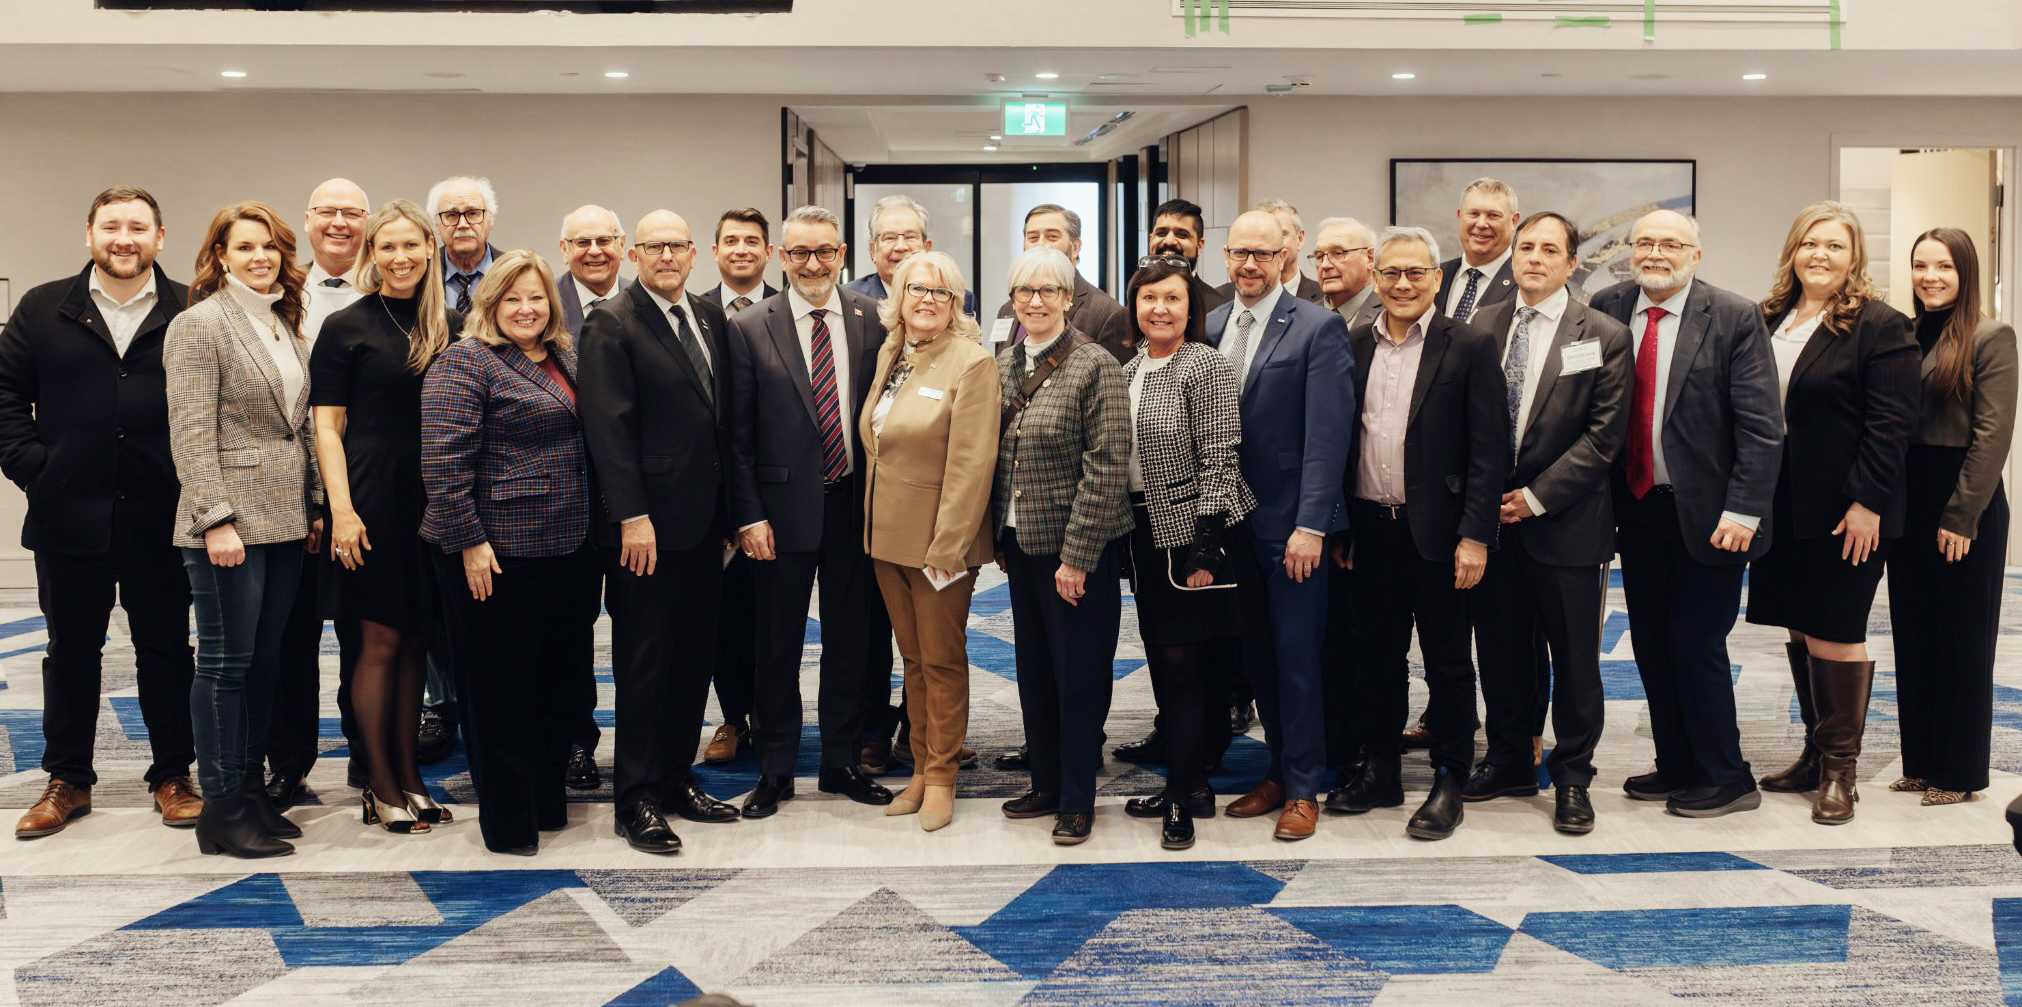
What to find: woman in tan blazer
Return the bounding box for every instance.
[860,250,1000,832]
[166,201,322,858]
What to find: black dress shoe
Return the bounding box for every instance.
[742,776,795,818]
[1325,758,1404,814]
[565,748,601,791]
[890,738,915,767]
[1113,729,1166,764]
[2006,793,2022,857]
[668,781,741,823]
[1461,762,1540,802]
[1052,812,1092,845]
[1665,780,1761,818]
[1160,804,1195,850]
[1001,790,1060,819]
[264,771,305,812]
[1230,701,1255,735]
[818,766,894,806]
[614,803,682,854]
[1555,785,1596,835]
[994,746,1030,771]
[1623,770,1684,802]
[416,707,457,765]
[1405,769,1465,840]
[493,844,539,856]
[1124,787,1215,819]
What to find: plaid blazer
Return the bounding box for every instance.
[990,329,1133,570]
[1122,341,1257,550]
[164,291,321,547]
[420,337,590,558]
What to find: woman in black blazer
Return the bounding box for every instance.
[1115,258,1268,850]
[1886,227,2016,807]
[1748,200,1920,825]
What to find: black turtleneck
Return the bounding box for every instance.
[1915,304,1952,357]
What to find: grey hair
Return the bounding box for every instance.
[427,176,499,218]
[1314,216,1376,246]
[1007,246,1076,294]
[867,194,930,240]
[1254,197,1304,233]
[1377,225,1441,266]
[1460,177,1518,216]
[785,204,843,236]
[1632,209,1704,245]
[1025,203,1081,242]
[556,204,623,241]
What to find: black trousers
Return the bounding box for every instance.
[748,481,883,775]
[265,553,344,779]
[1617,488,1751,788]
[606,540,721,813]
[566,570,606,753]
[1005,532,1121,813]
[1346,504,1478,775]
[1321,548,1360,771]
[35,547,195,789]
[712,553,757,730]
[1472,523,1606,787]
[434,545,600,852]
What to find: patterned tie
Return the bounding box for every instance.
[730,295,753,316]
[670,305,713,406]
[320,277,346,288]
[1506,305,1535,452]
[808,309,848,483]
[1453,267,1484,321]
[1228,309,1256,390]
[1625,306,1668,498]
[451,274,474,314]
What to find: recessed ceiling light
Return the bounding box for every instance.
[220,70,247,78]
[1391,72,1415,80]
[1742,73,1767,80]
[1035,72,1059,80]
[990,134,1002,140]
[604,71,629,78]
[983,144,1000,151]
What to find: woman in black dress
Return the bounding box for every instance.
[310,199,459,834]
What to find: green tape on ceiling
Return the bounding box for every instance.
[1828,0,1841,49]
[1216,0,1230,33]
[1465,12,1502,23]
[1555,14,1610,26]
[1644,0,1655,40]
[1184,0,1196,38]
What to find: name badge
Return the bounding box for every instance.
[989,317,1015,344]
[1560,340,1603,375]
[917,386,945,400]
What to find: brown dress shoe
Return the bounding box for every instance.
[703,723,746,764]
[1400,713,1434,751]
[1274,799,1319,841]
[16,779,90,838]
[1227,779,1285,818]
[152,777,205,828]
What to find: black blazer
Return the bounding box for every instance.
[0,262,188,553]
[1764,298,1920,539]
[1189,273,1232,316]
[698,283,780,313]
[1473,295,1634,566]
[724,286,881,553]
[1590,279,1783,565]
[556,273,632,338]
[1347,312,1510,561]
[578,282,731,552]
[1437,256,1516,319]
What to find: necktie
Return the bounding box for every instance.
[320,277,346,288]
[670,305,713,405]
[1228,309,1256,390]
[808,309,848,483]
[451,274,474,314]
[730,295,752,316]
[1453,268,1484,321]
[588,297,605,311]
[1625,306,1668,498]
[1506,305,1535,451]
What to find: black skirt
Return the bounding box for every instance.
[1126,500,1268,648]
[1745,454,1889,644]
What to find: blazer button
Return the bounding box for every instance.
[284,433,294,441]
[117,368,129,378]
[115,428,125,440]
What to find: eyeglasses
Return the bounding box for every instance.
[783,246,842,263]
[1137,254,1191,269]
[905,283,957,304]
[874,231,924,247]
[1010,284,1067,304]
[567,235,623,251]
[309,206,367,222]
[438,208,488,226]
[1631,239,1696,255]
[1311,247,1371,265]
[636,240,694,257]
[1375,267,1435,283]
[1225,248,1282,263]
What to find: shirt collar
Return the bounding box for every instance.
[1459,247,1512,284]
[640,283,685,321]
[787,284,842,321]
[305,262,351,289]
[1373,309,1429,347]
[721,281,764,306]
[1233,282,1284,323]
[88,267,158,309]
[1518,284,1571,323]
[1633,278,1694,320]
[449,246,494,280]
[572,274,615,309]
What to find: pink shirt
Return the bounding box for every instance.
[1356,311,1429,505]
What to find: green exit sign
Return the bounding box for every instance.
[1003,101,1068,138]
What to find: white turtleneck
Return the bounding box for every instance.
[224,272,305,414]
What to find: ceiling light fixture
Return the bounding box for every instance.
[1035,72,1059,80]
[220,70,247,78]
[983,144,1000,151]
[1742,72,1767,80]
[1391,72,1415,80]
[604,71,630,78]
[990,134,1002,140]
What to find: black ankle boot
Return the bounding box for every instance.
[242,782,302,839]
[196,793,295,859]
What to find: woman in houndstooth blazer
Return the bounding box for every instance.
[1115,257,1268,852]
[165,201,323,859]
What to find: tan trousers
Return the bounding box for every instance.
[873,560,976,786]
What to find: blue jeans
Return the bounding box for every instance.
[183,543,304,799]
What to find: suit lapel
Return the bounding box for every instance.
[841,296,878,416]
[1407,314,1452,427]
[1783,310,1832,392]
[767,298,820,426]
[216,293,295,422]
[558,277,584,335]
[1241,302,1296,405]
[1522,301,1580,434]
[497,341,576,413]
[631,286,714,409]
[1661,285,1712,427]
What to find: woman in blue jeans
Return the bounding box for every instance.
[165,201,323,858]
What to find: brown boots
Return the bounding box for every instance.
[1808,655,1875,825]
[1759,643,1820,793]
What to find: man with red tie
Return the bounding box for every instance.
[1589,209,1783,819]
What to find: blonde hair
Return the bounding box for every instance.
[355,199,452,373]
[875,250,981,342]
[459,249,572,351]
[1761,200,1876,335]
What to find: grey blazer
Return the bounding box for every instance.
[165,292,321,548]
[990,329,1133,570]
[1916,317,2019,537]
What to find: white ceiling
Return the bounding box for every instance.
[791,105,1237,164]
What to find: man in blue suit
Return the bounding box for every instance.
[1210,210,1357,841]
[844,194,978,318]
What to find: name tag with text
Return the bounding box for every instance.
[917,386,945,400]
[1560,340,1603,375]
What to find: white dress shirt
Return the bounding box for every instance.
[1770,310,1824,410]
[87,269,157,357]
[1630,279,1759,532]
[1218,282,1283,391]
[301,262,364,345]
[639,284,712,372]
[1502,286,1569,516]
[573,275,618,316]
[1444,247,1512,320]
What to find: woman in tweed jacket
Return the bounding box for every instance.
[165,201,322,858]
[989,247,1132,846]
[1116,257,1267,851]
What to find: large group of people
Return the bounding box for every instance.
[2,173,2011,859]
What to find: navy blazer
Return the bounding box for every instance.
[1204,291,1357,541]
[555,272,632,338]
[419,337,590,558]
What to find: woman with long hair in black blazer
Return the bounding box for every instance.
[1886,227,2016,807]
[1748,200,1920,825]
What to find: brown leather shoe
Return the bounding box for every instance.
[1274,799,1319,841]
[1400,715,1434,751]
[152,777,204,827]
[15,779,90,838]
[703,722,747,764]
[1227,779,1285,818]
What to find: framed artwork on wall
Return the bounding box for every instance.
[1390,158,1697,297]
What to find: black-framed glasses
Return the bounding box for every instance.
[437,208,488,226]
[905,283,957,304]
[1137,254,1191,269]
[567,235,623,251]
[1010,284,1067,304]
[1225,247,1281,263]
[309,206,367,222]
[1312,247,1372,265]
[1631,239,1696,255]
[636,240,694,257]
[783,246,842,263]
[1375,267,1434,283]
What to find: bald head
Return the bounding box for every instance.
[628,210,697,299]
[304,177,369,276]
[1224,210,1287,305]
[558,204,626,297]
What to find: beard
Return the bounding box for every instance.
[92,246,153,280]
[1633,259,1695,293]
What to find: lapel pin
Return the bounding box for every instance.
[852,308,863,316]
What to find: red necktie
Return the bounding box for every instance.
[809,310,849,484]
[1625,306,1667,498]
